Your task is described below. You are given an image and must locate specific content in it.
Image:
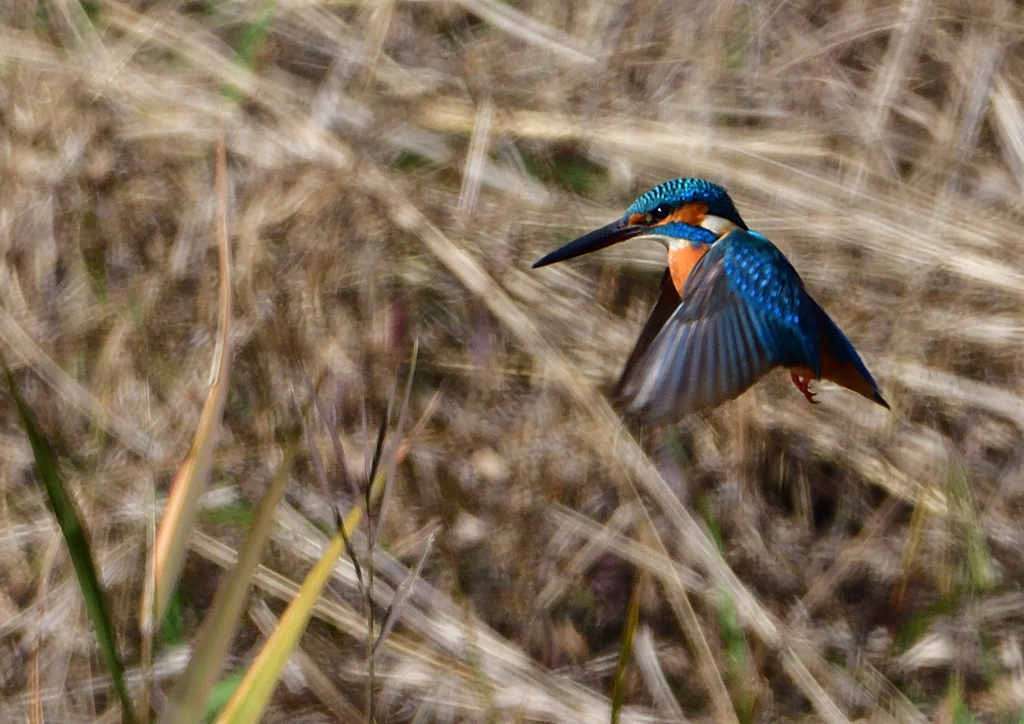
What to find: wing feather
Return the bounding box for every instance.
[717,306,738,397]
[724,305,751,393]
[615,269,681,397]
[617,229,821,420]
[704,318,725,407]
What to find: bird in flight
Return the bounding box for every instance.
[533,178,888,422]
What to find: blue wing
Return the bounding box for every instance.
[614,268,680,397]
[617,229,821,420]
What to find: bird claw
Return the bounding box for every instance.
[790,371,818,404]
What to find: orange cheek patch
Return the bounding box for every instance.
[667,244,710,293]
[665,201,708,226]
[627,212,647,225]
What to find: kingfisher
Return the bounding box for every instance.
[533,178,888,422]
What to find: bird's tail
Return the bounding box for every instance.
[807,295,889,409]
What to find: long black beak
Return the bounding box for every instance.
[532,218,646,269]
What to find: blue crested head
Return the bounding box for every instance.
[625,178,746,226]
[624,178,748,245]
[532,177,748,269]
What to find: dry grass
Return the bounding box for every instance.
[3,0,1024,721]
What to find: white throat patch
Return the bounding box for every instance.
[699,214,738,239]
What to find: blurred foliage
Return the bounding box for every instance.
[3,0,1024,721]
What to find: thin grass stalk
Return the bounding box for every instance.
[364,409,390,724]
[214,350,417,723]
[299,393,363,589]
[213,478,384,724]
[302,368,360,502]
[374,528,436,656]
[947,465,995,592]
[29,533,62,724]
[159,443,297,724]
[375,340,418,541]
[609,577,642,724]
[632,625,686,721]
[140,452,156,724]
[4,362,137,724]
[248,600,364,721]
[365,346,420,722]
[145,127,234,627]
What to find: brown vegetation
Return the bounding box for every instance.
[2,0,1024,721]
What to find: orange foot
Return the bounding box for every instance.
[790,370,818,404]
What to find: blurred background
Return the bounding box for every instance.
[2,0,1024,721]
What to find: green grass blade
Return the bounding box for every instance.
[718,592,755,723]
[204,669,245,723]
[213,531,347,724]
[4,362,137,724]
[235,0,276,69]
[214,415,401,724]
[222,0,276,102]
[948,466,995,592]
[159,442,297,724]
[609,578,641,724]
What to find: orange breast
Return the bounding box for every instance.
[667,244,711,293]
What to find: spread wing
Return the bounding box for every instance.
[617,230,821,421]
[613,268,680,398]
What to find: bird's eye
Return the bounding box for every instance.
[649,204,670,222]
